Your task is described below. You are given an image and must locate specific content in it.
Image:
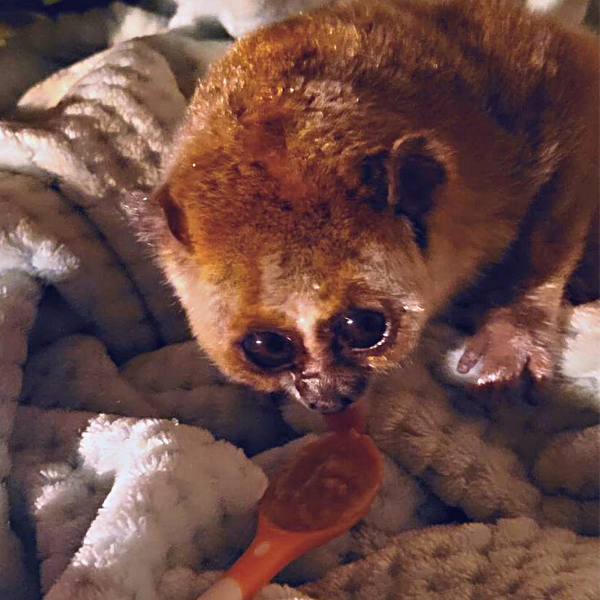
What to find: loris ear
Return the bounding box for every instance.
[154,184,192,248]
[389,132,448,249]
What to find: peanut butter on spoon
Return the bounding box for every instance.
[198,405,383,600]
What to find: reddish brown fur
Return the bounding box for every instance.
[139,0,599,411]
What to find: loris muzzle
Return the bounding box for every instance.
[135,0,599,413]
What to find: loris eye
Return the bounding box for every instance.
[241,331,296,370]
[336,309,388,349]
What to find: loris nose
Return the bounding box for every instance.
[294,373,366,414]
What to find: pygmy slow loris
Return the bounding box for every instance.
[135,0,599,413]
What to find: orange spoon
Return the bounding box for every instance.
[197,406,383,600]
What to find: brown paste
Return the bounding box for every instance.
[263,431,379,532]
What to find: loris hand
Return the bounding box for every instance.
[456,304,558,387]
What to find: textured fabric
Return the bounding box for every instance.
[301,518,599,600]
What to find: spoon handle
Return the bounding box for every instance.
[197,524,308,600]
[196,577,243,600]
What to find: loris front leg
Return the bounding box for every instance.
[457,282,563,385]
[457,167,598,387]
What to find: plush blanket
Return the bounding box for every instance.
[0,2,598,600]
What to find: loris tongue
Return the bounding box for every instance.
[323,404,366,434]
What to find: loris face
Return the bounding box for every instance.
[144,3,482,413]
[149,91,449,412]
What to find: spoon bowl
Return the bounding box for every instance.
[198,408,383,600]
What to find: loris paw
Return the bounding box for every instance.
[456,307,557,387]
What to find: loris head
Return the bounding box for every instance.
[143,5,460,413]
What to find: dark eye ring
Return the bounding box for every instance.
[335,308,388,350]
[240,330,296,371]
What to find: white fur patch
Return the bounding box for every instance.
[260,252,322,332]
[359,242,427,317]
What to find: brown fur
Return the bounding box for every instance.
[136,0,599,412]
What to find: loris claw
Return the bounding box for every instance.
[457,304,557,387]
[135,0,599,414]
